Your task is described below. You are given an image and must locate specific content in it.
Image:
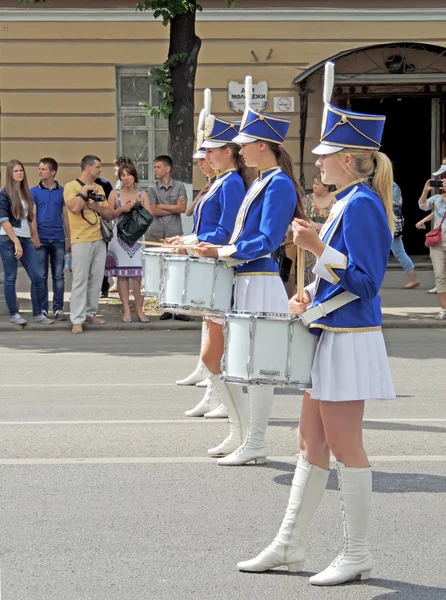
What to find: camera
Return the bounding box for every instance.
[430,180,444,188]
[87,191,106,202]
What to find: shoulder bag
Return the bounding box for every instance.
[76,178,113,243]
[425,212,446,248]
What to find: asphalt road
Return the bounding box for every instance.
[0,330,445,600]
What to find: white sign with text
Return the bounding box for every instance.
[228,81,268,113]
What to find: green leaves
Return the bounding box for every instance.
[139,52,187,118]
[136,0,201,26]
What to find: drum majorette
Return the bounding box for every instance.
[172,88,248,419]
[238,62,396,587]
[195,76,306,465]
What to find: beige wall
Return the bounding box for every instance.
[0,17,446,189]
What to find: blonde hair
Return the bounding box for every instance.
[336,149,394,235]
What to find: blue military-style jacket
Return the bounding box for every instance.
[218,168,297,274]
[193,169,245,245]
[307,179,392,335]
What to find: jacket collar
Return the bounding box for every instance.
[332,178,368,201]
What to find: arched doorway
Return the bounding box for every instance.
[295,43,446,255]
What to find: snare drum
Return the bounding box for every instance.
[141,248,171,297]
[159,255,235,316]
[222,312,318,387]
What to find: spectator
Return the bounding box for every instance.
[105,163,151,322]
[391,182,419,289]
[147,155,189,321]
[64,155,113,334]
[103,156,135,296]
[30,157,70,320]
[303,174,336,286]
[0,160,53,325]
[147,155,187,242]
[418,174,446,320]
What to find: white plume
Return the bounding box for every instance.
[323,62,335,104]
[197,108,206,132]
[245,75,253,106]
[204,88,211,117]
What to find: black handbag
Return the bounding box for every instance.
[117,203,153,247]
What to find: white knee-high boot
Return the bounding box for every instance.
[217,385,273,466]
[310,462,373,586]
[203,403,229,419]
[184,380,220,417]
[207,378,248,456]
[176,320,209,386]
[237,456,329,572]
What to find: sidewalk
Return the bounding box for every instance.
[0,267,444,331]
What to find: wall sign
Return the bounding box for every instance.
[273,96,295,113]
[228,81,268,113]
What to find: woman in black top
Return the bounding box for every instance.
[0,160,53,325]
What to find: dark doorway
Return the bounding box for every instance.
[351,96,432,255]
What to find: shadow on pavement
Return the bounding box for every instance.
[270,466,446,494]
[365,579,445,599]
[0,330,201,358]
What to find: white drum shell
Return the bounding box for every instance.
[159,256,234,316]
[141,249,171,297]
[222,312,318,388]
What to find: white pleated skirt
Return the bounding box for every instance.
[310,330,395,402]
[233,274,289,313]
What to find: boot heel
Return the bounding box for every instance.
[357,569,371,581]
[253,457,266,465]
[287,560,305,573]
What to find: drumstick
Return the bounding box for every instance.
[297,246,305,303]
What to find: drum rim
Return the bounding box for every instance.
[159,302,226,316]
[162,255,234,268]
[226,311,301,321]
[142,248,172,255]
[221,374,312,388]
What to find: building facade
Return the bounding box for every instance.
[1,1,446,252]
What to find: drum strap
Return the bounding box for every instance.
[299,291,359,327]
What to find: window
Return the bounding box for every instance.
[116,67,169,187]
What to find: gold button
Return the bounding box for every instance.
[341,114,348,123]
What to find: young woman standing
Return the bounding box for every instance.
[237,62,395,586]
[196,77,304,465]
[105,164,151,322]
[0,160,53,325]
[179,94,248,419]
[176,109,217,392]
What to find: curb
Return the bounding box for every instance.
[0,321,202,333]
[0,319,444,332]
[382,319,446,329]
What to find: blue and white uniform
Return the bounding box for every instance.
[212,75,299,466]
[219,167,296,313]
[308,65,395,402]
[193,169,245,245]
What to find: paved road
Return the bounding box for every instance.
[0,330,445,600]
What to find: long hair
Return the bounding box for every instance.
[5,160,33,221]
[267,143,306,220]
[221,143,255,189]
[336,149,394,235]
